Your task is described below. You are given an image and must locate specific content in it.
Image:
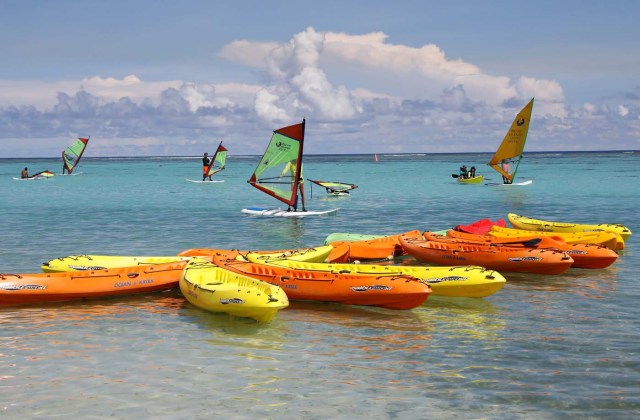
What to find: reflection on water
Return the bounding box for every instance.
[501,268,618,299]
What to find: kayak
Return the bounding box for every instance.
[454,218,507,235]
[508,213,632,241]
[488,225,624,251]
[244,252,507,298]
[180,258,288,323]
[400,234,574,275]
[324,233,386,244]
[327,230,424,261]
[457,175,484,184]
[211,252,431,309]
[446,230,618,269]
[0,261,185,305]
[177,245,334,263]
[42,254,191,273]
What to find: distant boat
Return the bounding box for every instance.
[62,137,90,175]
[374,153,379,162]
[486,98,534,186]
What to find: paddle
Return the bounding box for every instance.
[451,174,459,178]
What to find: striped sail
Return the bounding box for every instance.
[205,142,228,177]
[248,120,305,206]
[62,137,90,174]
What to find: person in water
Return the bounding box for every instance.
[21,167,29,178]
[280,160,306,212]
[202,152,212,181]
[501,159,512,184]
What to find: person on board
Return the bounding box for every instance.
[459,165,468,179]
[21,167,29,178]
[280,160,306,212]
[501,159,512,184]
[469,166,476,178]
[202,152,212,181]
[62,151,69,174]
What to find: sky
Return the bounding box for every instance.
[1,0,639,157]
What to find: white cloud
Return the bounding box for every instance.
[1,28,639,156]
[618,104,629,117]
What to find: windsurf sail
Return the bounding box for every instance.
[248,119,305,207]
[308,179,358,194]
[204,142,228,178]
[62,137,90,174]
[488,99,534,183]
[31,170,55,179]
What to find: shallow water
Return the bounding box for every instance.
[1,152,638,418]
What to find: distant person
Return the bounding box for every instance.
[62,151,69,174]
[280,160,306,212]
[501,159,512,184]
[459,165,468,179]
[202,152,212,181]
[21,167,29,179]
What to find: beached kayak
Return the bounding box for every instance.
[1,261,185,305]
[177,245,335,263]
[245,252,506,298]
[400,234,574,275]
[446,229,618,269]
[41,254,191,273]
[488,225,624,251]
[508,213,632,241]
[211,252,431,309]
[180,258,288,323]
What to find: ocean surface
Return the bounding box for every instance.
[0,151,638,418]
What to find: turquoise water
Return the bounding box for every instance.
[0,152,638,418]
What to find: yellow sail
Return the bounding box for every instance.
[488,98,534,183]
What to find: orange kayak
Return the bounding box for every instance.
[446,230,618,269]
[328,230,424,261]
[400,234,574,275]
[0,261,186,305]
[210,252,431,310]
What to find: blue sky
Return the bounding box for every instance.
[1,0,639,157]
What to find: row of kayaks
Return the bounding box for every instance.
[0,213,631,323]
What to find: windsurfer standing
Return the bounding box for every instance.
[202,152,212,181]
[501,159,512,184]
[62,151,69,174]
[281,160,306,212]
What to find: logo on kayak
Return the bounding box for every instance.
[566,250,587,255]
[220,298,245,305]
[1,284,47,291]
[351,285,393,292]
[69,265,107,271]
[508,256,542,262]
[427,276,467,284]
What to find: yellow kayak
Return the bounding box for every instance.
[488,225,624,251]
[457,175,484,184]
[180,258,289,323]
[244,253,506,298]
[42,255,191,273]
[508,213,632,241]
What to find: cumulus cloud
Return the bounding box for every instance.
[1,28,639,156]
